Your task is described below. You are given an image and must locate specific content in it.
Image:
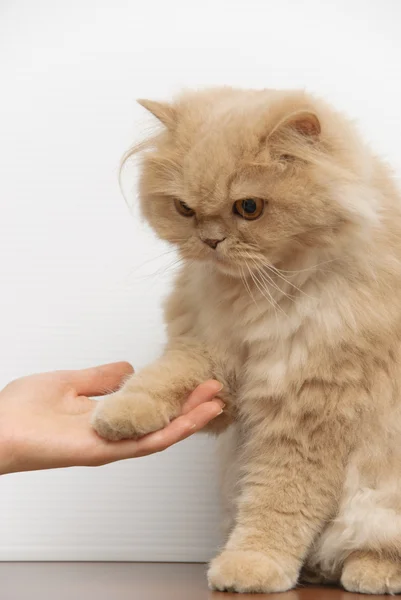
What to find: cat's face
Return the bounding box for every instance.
[136,88,375,277]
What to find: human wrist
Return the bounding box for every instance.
[0,429,17,475]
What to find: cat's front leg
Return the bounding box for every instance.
[208,414,351,593]
[92,339,218,440]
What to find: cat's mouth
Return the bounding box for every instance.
[210,252,276,280]
[185,242,266,278]
[207,251,250,278]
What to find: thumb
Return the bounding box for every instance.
[65,362,134,397]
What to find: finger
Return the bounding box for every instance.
[181,380,223,414]
[64,362,134,397]
[99,399,224,462]
[135,400,225,455]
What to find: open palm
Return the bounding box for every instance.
[0,362,223,474]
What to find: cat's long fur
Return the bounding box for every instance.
[92,87,401,594]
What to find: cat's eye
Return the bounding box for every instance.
[233,198,264,220]
[174,198,195,217]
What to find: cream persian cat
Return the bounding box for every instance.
[92,87,401,594]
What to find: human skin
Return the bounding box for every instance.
[0,361,224,475]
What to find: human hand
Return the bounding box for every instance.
[0,362,224,474]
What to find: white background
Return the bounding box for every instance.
[0,0,400,561]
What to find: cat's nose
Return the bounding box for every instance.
[202,237,226,249]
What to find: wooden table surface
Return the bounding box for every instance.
[0,562,388,600]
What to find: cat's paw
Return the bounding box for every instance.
[91,391,170,441]
[207,550,296,593]
[341,551,401,595]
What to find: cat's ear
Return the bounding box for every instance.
[270,110,321,139]
[137,99,177,129]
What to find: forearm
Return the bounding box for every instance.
[121,338,213,414]
[208,417,350,593]
[0,438,14,475]
[227,431,344,566]
[92,339,217,440]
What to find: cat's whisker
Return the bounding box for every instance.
[245,253,297,303]
[123,240,206,285]
[139,260,184,286]
[245,262,286,350]
[239,263,260,310]
[124,248,180,279]
[245,260,287,318]
[272,258,339,277]
[250,256,317,301]
[137,253,191,284]
[265,264,317,301]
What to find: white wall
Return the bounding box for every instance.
[0,0,400,561]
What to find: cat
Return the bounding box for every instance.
[92,87,401,594]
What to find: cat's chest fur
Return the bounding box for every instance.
[184,266,314,398]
